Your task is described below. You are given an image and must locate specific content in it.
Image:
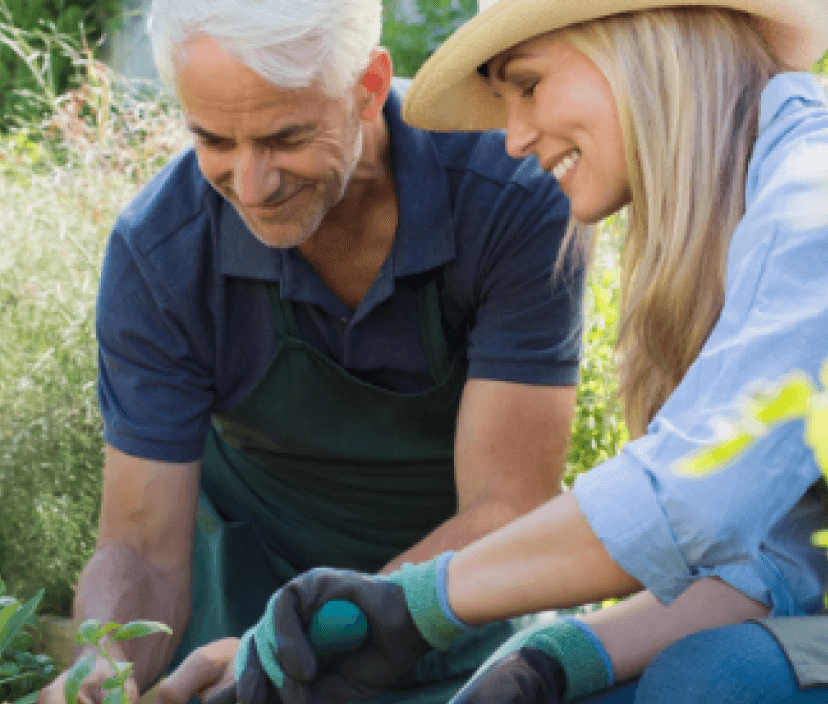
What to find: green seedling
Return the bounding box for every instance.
[65,619,172,704]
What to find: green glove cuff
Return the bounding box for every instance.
[388,555,467,650]
[233,591,286,688]
[481,619,610,702]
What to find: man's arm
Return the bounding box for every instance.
[39,444,201,704]
[381,379,576,574]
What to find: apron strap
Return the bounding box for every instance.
[418,276,453,383]
[266,282,300,338]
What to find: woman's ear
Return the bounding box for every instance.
[358,48,393,120]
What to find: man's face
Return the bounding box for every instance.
[177,37,364,249]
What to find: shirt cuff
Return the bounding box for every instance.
[572,453,695,605]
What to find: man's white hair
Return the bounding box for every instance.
[149,0,382,96]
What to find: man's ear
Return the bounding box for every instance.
[358,48,392,120]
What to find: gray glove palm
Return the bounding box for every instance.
[235,555,466,704]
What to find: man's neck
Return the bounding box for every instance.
[297,114,399,310]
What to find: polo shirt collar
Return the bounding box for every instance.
[218,84,456,293]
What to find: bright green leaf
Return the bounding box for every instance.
[747,373,814,425]
[677,430,757,476]
[812,529,828,548]
[805,394,828,472]
[95,622,124,640]
[64,652,96,704]
[111,620,172,641]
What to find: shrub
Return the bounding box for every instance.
[565,217,628,485]
[0,29,186,617]
[0,582,57,704]
[381,0,476,78]
[0,0,120,127]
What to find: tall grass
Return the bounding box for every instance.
[0,22,186,615]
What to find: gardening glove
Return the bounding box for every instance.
[234,552,472,704]
[447,618,614,704]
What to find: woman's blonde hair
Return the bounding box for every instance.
[560,8,784,438]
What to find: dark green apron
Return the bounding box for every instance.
[172,275,514,703]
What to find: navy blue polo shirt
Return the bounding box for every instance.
[97,82,581,463]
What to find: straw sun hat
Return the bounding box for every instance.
[402,0,828,131]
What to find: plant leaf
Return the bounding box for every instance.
[102,686,124,704]
[805,394,828,471]
[0,589,43,658]
[111,620,172,641]
[747,374,814,425]
[64,652,96,704]
[12,692,40,704]
[676,430,757,476]
[76,618,103,645]
[0,601,21,656]
[102,676,122,689]
[95,622,124,640]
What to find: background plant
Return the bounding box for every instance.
[0,0,120,127]
[0,582,56,704]
[0,25,186,617]
[381,0,476,78]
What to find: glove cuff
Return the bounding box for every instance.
[524,618,612,701]
[479,618,611,702]
[389,552,472,650]
[234,592,286,688]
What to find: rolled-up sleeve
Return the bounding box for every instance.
[574,73,828,615]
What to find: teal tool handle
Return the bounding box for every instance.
[204,600,367,704]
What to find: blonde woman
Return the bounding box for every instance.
[154,1,828,703]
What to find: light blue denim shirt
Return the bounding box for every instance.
[574,73,828,616]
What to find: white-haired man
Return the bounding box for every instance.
[37,2,582,703]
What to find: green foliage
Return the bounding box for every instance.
[0,0,120,126]
[381,0,476,78]
[565,219,629,485]
[814,50,828,76]
[0,32,187,617]
[65,619,171,704]
[0,582,57,704]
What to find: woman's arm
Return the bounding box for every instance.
[446,491,641,624]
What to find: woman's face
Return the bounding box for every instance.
[488,32,631,223]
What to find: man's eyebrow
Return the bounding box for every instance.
[186,123,318,142]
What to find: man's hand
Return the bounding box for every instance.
[155,638,239,704]
[38,651,140,704]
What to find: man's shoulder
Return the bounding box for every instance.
[115,148,216,256]
[389,78,556,195]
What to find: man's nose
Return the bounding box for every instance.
[233,146,278,205]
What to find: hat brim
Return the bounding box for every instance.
[402,0,828,131]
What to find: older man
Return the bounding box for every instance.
[38,1,581,703]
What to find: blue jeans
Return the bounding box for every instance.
[570,623,828,704]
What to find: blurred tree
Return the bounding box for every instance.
[381,0,476,78]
